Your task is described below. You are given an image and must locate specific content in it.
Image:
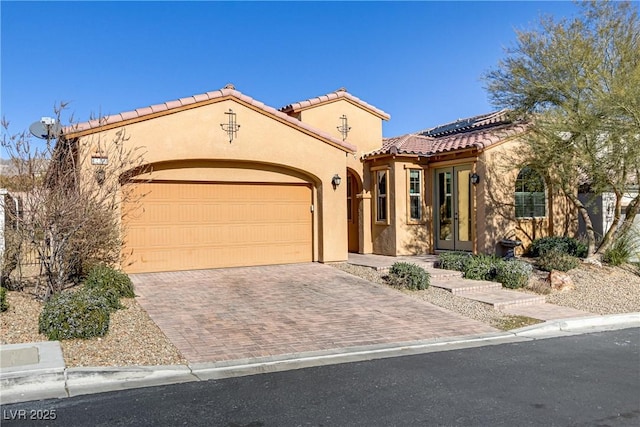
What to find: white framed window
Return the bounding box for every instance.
[375,169,388,223]
[515,167,546,218]
[408,169,422,221]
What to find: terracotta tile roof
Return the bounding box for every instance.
[280,88,391,120]
[365,111,527,159]
[62,84,356,153]
[369,134,436,157]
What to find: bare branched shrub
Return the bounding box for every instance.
[1,106,148,299]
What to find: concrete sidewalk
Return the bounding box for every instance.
[2,313,638,405]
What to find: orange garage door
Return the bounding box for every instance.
[122,182,313,273]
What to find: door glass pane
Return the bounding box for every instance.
[457,169,471,242]
[438,171,452,241]
[346,175,352,221]
[376,171,387,222]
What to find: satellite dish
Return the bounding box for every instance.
[29,117,61,140]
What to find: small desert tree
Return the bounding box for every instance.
[484,1,640,259]
[1,105,147,299]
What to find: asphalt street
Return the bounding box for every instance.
[2,328,639,427]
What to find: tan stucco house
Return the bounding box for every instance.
[63,85,576,274]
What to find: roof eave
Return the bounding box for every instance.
[62,89,356,154]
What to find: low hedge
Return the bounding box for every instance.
[38,288,111,340]
[529,236,587,258]
[388,262,430,290]
[537,250,580,272]
[495,260,533,289]
[438,252,533,289]
[84,264,134,298]
[437,252,471,272]
[0,287,8,312]
[462,254,501,281]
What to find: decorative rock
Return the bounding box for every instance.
[583,257,603,268]
[548,270,575,292]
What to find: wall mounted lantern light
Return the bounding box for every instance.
[470,173,480,185]
[337,115,351,141]
[94,169,106,186]
[332,174,342,189]
[220,109,240,143]
[91,155,108,186]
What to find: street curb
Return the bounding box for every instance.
[511,312,640,338]
[1,342,67,405]
[65,365,198,397]
[189,331,528,381]
[1,313,638,405]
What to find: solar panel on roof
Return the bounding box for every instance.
[422,117,478,137]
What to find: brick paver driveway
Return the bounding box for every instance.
[130,263,497,364]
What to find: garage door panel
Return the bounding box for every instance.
[123,182,313,273]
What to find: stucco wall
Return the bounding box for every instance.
[76,97,352,264]
[297,99,384,157]
[393,160,431,255]
[477,140,577,255]
[293,97,387,255]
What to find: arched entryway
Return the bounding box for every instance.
[346,169,362,252]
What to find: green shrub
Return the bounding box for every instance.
[529,236,587,258]
[388,262,430,290]
[38,289,110,340]
[0,287,8,312]
[462,254,502,281]
[603,231,639,266]
[438,252,471,272]
[495,260,533,289]
[537,250,580,272]
[92,286,124,311]
[84,264,134,298]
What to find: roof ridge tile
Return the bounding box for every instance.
[280,89,390,120]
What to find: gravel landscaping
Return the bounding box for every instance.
[331,262,640,329]
[547,264,640,314]
[331,263,540,330]
[0,261,638,367]
[0,291,186,367]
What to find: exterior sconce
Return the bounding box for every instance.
[91,155,108,186]
[337,115,351,141]
[332,174,342,189]
[470,173,480,185]
[220,109,240,143]
[94,168,106,186]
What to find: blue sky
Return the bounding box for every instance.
[1,1,579,146]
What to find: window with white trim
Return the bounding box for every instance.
[515,167,546,218]
[408,169,422,221]
[376,170,388,222]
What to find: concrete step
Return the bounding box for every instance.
[431,278,501,294]
[500,303,592,321]
[457,289,546,309]
[426,268,464,280]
